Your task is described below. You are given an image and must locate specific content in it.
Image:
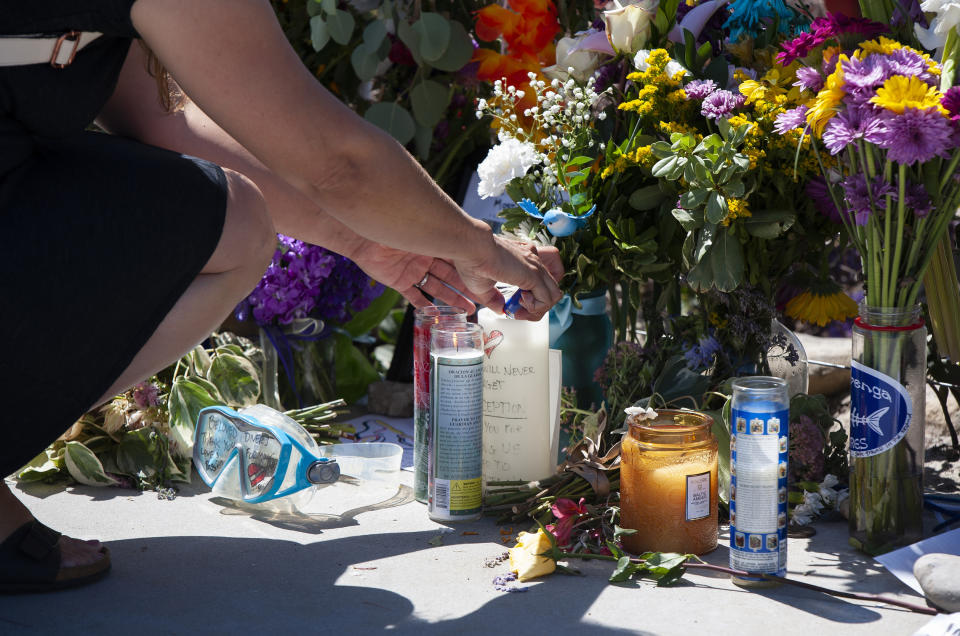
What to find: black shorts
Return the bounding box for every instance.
[0,130,226,475]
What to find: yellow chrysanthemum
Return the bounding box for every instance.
[806,57,847,136]
[870,75,946,114]
[858,36,904,56]
[785,290,858,327]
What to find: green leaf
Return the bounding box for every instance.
[412,13,451,62]
[629,185,665,210]
[704,56,728,86]
[671,207,700,231]
[63,441,118,487]
[167,377,223,456]
[327,10,356,45]
[351,43,381,81]
[413,123,434,160]
[430,21,473,72]
[705,192,727,224]
[207,353,260,407]
[651,156,678,178]
[609,556,637,583]
[309,16,330,52]
[744,210,796,238]
[321,0,337,13]
[679,189,707,209]
[365,102,416,145]
[410,79,450,128]
[116,428,163,479]
[17,449,63,482]
[362,20,388,49]
[397,20,423,65]
[333,332,381,403]
[710,229,744,291]
[307,0,324,17]
[343,288,400,338]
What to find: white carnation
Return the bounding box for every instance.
[476,138,540,199]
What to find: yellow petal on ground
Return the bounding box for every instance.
[508,529,556,582]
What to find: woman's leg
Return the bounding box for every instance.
[2,160,273,569]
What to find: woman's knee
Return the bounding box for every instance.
[204,168,275,275]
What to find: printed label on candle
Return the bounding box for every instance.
[413,322,432,503]
[429,356,483,520]
[729,407,788,577]
[685,471,711,521]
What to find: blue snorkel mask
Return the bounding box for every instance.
[193,405,340,504]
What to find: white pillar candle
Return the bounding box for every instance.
[478,307,554,484]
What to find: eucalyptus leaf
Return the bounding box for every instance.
[365,102,416,145]
[430,21,474,72]
[64,441,118,487]
[307,0,324,17]
[321,0,337,13]
[397,20,423,65]
[207,353,260,407]
[327,10,356,45]
[410,79,450,127]
[351,43,381,81]
[309,16,330,52]
[412,13,451,62]
[362,20,388,49]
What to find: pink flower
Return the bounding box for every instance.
[547,498,589,547]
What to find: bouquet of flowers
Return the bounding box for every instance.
[234,235,390,407]
[772,10,960,552]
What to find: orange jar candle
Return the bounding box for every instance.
[619,409,718,555]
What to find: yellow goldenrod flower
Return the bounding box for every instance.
[509,529,556,581]
[785,290,858,327]
[722,198,752,226]
[806,58,846,136]
[870,75,946,114]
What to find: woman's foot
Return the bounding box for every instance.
[1,480,110,589]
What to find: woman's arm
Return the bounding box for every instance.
[96,44,481,311]
[128,0,562,315]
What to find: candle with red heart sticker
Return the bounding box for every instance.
[413,306,467,503]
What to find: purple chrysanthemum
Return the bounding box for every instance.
[774,105,808,133]
[684,79,718,100]
[793,66,824,92]
[886,47,937,85]
[841,174,895,225]
[905,182,933,218]
[840,54,889,91]
[942,86,960,121]
[701,89,744,119]
[876,108,955,165]
[822,105,886,154]
[806,177,842,223]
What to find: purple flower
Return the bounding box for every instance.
[684,79,717,100]
[905,182,933,217]
[841,174,895,225]
[886,48,937,85]
[684,335,722,370]
[876,108,955,165]
[132,382,161,409]
[821,105,885,154]
[942,86,960,121]
[789,414,825,483]
[701,89,744,120]
[806,177,842,223]
[793,66,823,92]
[840,54,889,92]
[777,31,820,66]
[774,105,808,133]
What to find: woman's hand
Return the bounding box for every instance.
[347,240,477,312]
[453,235,565,321]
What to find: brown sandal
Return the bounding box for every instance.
[0,520,110,593]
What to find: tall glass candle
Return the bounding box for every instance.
[729,376,789,586]
[620,409,718,555]
[413,306,467,503]
[428,323,484,521]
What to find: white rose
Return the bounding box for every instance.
[604,0,659,56]
[543,34,604,84]
[476,138,541,199]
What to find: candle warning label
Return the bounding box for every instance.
[430,359,483,518]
